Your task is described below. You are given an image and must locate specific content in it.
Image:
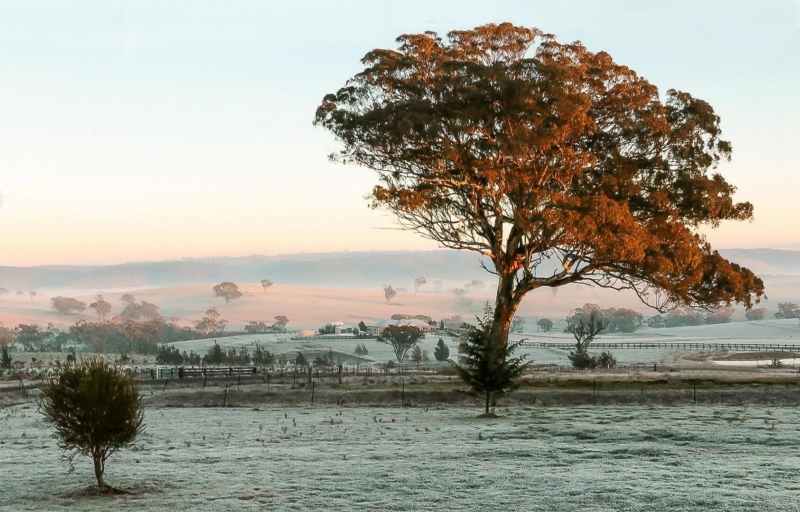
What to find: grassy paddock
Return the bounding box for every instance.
[4,403,800,510]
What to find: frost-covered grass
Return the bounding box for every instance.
[3,404,800,511]
[163,319,800,368]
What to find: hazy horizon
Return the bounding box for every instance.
[0,245,799,269]
[1,0,798,266]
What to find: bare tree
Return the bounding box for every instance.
[213,282,243,305]
[433,280,443,293]
[413,277,427,295]
[28,291,37,302]
[260,279,274,292]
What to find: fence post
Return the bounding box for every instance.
[311,381,315,406]
[338,364,343,384]
[223,381,228,407]
[592,380,596,406]
[401,379,405,407]
[237,375,241,390]
[163,379,169,392]
[267,372,270,391]
[203,376,207,391]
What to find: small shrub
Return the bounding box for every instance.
[37,358,145,491]
[596,351,617,369]
[569,352,597,370]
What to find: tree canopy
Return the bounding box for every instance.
[315,22,764,349]
[378,324,424,362]
[213,282,243,305]
[89,295,112,323]
[195,307,228,336]
[51,296,87,315]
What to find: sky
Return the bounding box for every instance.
[0,0,798,266]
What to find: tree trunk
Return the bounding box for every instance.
[485,390,490,415]
[93,455,105,489]
[490,273,522,351]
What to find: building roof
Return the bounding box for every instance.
[372,318,432,329]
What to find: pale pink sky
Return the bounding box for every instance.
[1,1,798,266]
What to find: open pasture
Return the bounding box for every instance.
[3,404,800,511]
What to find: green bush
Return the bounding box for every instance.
[37,358,145,491]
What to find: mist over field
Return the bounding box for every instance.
[1,247,797,290]
[0,248,797,331]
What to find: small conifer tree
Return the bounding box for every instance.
[0,344,12,369]
[434,339,450,361]
[410,345,423,368]
[455,304,531,416]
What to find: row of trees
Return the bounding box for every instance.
[1,307,288,355]
[567,304,643,334]
[156,342,277,367]
[0,288,37,301]
[647,306,735,328]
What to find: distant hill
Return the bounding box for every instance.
[0,251,492,291]
[0,248,796,291]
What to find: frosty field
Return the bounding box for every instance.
[3,404,800,511]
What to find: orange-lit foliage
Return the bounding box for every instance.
[315,23,764,348]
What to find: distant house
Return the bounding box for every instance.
[324,321,356,334]
[367,318,435,335]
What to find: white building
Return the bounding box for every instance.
[367,318,435,335]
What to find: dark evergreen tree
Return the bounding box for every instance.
[455,306,531,416]
[0,345,12,369]
[434,338,450,362]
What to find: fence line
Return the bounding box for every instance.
[520,341,800,352]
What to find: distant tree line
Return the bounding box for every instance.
[156,342,276,366]
[566,304,643,333]
[647,306,736,328]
